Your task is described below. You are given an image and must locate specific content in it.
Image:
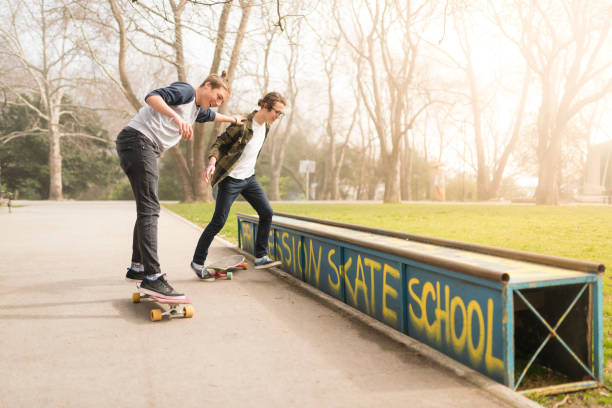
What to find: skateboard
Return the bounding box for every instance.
[132,285,194,322]
[205,254,248,280]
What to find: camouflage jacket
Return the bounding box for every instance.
[208,111,269,187]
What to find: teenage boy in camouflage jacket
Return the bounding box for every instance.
[190,92,286,279]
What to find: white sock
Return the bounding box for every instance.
[131,262,144,271]
[145,272,164,281]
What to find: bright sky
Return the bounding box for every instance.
[9,0,611,189]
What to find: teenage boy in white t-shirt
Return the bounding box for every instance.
[116,72,244,298]
[190,92,286,280]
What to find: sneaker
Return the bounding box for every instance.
[190,261,215,282]
[254,255,282,270]
[125,267,146,281]
[138,274,185,299]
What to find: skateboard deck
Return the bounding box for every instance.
[132,284,193,322]
[205,255,248,280]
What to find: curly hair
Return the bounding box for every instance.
[257,92,287,110]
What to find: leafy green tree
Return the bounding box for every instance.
[0,95,120,199]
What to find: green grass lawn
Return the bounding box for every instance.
[164,201,612,407]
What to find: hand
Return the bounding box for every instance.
[233,115,246,125]
[203,163,215,183]
[173,116,193,140]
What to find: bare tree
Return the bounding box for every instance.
[131,0,206,202]
[70,0,253,202]
[194,0,253,201]
[492,0,612,204]
[193,0,234,202]
[262,8,305,201]
[0,0,110,200]
[314,33,359,200]
[266,31,300,201]
[432,4,531,200]
[334,0,434,203]
[355,118,378,200]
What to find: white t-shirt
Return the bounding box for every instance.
[127,82,216,152]
[229,119,266,179]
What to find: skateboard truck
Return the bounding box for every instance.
[132,292,194,322]
[205,255,248,280]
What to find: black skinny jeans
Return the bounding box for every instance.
[116,127,162,276]
[193,175,273,264]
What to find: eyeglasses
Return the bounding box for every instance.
[272,108,284,117]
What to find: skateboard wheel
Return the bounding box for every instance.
[150,309,163,322]
[184,305,194,318]
[227,272,233,280]
[132,293,141,303]
[240,262,248,269]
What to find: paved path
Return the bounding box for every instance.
[0,201,540,408]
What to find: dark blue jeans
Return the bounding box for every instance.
[193,175,273,264]
[116,127,161,275]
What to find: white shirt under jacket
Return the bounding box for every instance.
[228,119,266,179]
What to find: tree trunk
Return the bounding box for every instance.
[172,1,187,83]
[327,142,336,200]
[466,56,490,200]
[325,67,336,200]
[535,132,562,204]
[269,164,281,201]
[489,69,530,198]
[169,147,194,202]
[167,0,195,202]
[206,0,253,201]
[108,0,141,111]
[267,105,296,201]
[535,157,559,205]
[401,137,413,201]
[193,0,233,202]
[48,124,63,200]
[268,21,300,201]
[332,147,346,199]
[331,105,357,200]
[226,0,252,86]
[319,159,329,200]
[383,151,401,202]
[193,123,211,201]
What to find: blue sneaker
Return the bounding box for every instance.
[254,256,282,270]
[190,261,215,281]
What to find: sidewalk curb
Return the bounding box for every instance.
[261,263,542,408]
[162,206,542,408]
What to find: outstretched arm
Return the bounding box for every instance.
[214,112,246,125]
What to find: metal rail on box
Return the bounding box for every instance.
[237,212,605,394]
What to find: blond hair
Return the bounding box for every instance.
[199,71,230,95]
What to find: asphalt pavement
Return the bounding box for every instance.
[0,201,541,408]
